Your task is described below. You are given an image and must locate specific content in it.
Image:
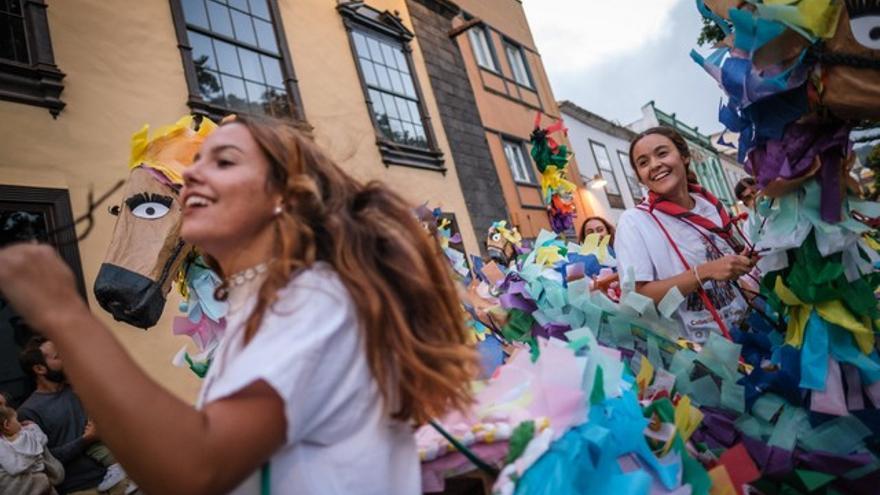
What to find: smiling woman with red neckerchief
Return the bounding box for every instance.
[614,126,756,344]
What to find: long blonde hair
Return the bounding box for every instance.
[218,116,477,424]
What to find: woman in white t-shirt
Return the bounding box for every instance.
[0,117,477,494]
[614,126,756,343]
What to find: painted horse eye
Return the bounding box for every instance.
[131,202,170,220]
[491,233,502,242]
[850,16,880,50]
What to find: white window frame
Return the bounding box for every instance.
[589,140,622,197]
[503,40,532,88]
[503,139,536,185]
[617,150,643,201]
[467,25,497,72]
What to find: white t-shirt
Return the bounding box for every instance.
[614,195,748,343]
[197,263,419,495]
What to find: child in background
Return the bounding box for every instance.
[0,405,63,494]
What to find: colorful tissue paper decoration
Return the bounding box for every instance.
[530,113,578,234]
[422,205,880,495]
[171,251,227,377]
[678,1,880,493]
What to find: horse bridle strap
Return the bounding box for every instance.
[136,239,186,318]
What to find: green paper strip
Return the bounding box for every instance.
[720,381,745,414]
[768,406,806,451]
[795,469,836,492]
[751,393,786,423]
[799,415,872,455]
[590,366,606,405]
[696,332,741,383]
[689,375,721,408]
[658,286,685,319]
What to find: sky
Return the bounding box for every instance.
[522,0,726,134]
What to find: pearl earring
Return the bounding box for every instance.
[274,205,283,216]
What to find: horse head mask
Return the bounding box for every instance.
[94,116,216,328]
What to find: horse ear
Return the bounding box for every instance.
[197,117,218,137]
[128,124,150,169]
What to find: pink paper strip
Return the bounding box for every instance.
[843,364,865,411]
[810,357,848,416]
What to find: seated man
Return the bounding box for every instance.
[17,337,132,495]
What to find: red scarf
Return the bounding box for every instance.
[647,183,744,253]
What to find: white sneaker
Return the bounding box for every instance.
[97,463,126,491]
[124,480,139,494]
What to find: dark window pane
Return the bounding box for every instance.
[0,12,28,63]
[206,1,233,37]
[228,0,249,13]
[198,69,224,104]
[249,0,270,20]
[181,0,210,29]
[264,87,290,117]
[230,10,256,45]
[188,31,217,71]
[6,0,24,16]
[0,15,16,61]
[238,47,263,82]
[254,19,277,53]
[221,74,248,111]
[214,39,240,75]
[245,80,267,110]
[260,54,284,87]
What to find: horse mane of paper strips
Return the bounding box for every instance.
[530,113,578,234]
[94,116,225,375]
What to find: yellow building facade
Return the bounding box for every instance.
[0,0,481,402]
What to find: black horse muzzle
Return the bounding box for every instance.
[93,263,165,329]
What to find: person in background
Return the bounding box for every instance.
[17,337,131,494]
[734,177,759,211]
[578,216,616,246]
[1,403,65,494]
[614,126,755,343]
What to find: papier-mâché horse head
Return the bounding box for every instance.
[94,116,215,328]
